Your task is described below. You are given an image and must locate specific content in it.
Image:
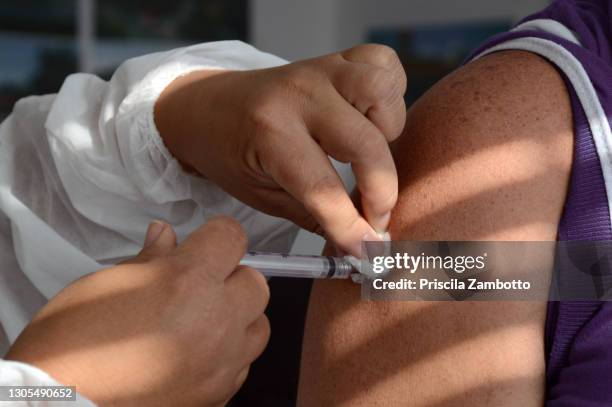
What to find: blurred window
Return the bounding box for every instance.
[0,0,247,120]
[370,20,511,105]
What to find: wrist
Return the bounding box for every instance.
[154,69,227,174]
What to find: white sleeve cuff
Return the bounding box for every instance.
[114,40,289,204]
[0,360,95,406]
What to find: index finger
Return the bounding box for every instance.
[309,90,398,232]
[262,128,381,257]
[172,216,247,281]
[335,45,407,141]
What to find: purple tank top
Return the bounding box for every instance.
[467,1,612,405]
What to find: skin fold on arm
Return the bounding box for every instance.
[298,51,574,407]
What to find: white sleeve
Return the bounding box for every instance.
[0,40,299,301]
[0,360,95,406]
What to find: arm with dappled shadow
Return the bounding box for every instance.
[298,51,574,407]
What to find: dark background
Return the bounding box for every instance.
[0,0,247,120]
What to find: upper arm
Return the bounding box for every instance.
[298,51,573,406]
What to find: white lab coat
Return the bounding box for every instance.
[0,41,298,406]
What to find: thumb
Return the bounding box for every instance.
[139,221,177,259]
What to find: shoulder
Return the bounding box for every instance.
[390,50,574,240]
[395,50,572,160]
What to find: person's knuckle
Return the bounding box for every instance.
[248,109,275,138]
[248,315,271,352]
[367,85,406,138]
[248,95,281,137]
[351,43,398,67]
[361,68,395,106]
[242,266,270,304]
[255,275,271,305]
[395,63,408,93]
[353,125,387,160]
[373,101,407,141]
[279,64,318,100]
[388,104,407,140]
[371,44,400,66]
[338,123,368,159]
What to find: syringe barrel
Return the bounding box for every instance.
[239,252,353,279]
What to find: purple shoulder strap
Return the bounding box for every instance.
[465,0,612,404]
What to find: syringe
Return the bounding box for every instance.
[239,252,355,279]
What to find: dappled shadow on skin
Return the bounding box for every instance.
[301,284,545,406]
[392,168,570,240]
[4,275,200,406]
[331,302,540,371]
[428,376,542,407]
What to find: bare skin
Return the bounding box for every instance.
[298,51,573,406]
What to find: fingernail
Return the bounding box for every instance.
[378,231,391,241]
[364,231,384,244]
[348,231,382,258]
[348,240,364,258]
[372,212,391,233]
[145,221,166,247]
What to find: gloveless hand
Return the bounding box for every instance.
[155,44,407,257]
[7,217,269,407]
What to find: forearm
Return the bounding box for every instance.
[154,68,227,174]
